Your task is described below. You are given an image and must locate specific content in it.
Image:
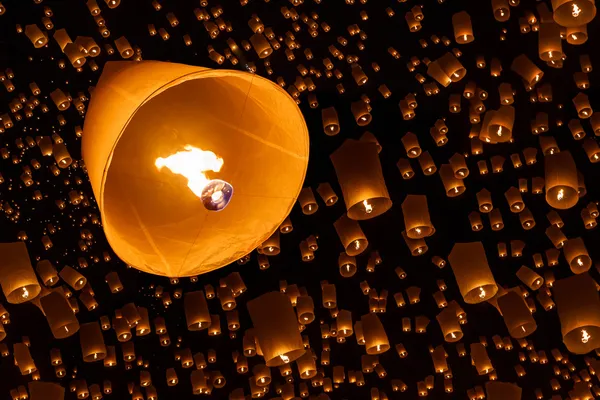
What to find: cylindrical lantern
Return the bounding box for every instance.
[452,11,474,43]
[322,107,340,135]
[59,266,86,290]
[440,164,466,197]
[82,61,309,277]
[330,139,392,220]
[471,343,493,374]
[185,291,211,330]
[14,343,36,375]
[361,313,389,354]
[539,22,563,61]
[41,291,79,338]
[554,273,600,354]
[247,292,305,366]
[449,242,498,303]
[498,291,537,338]
[563,237,591,273]
[249,33,272,58]
[402,195,434,239]
[298,187,318,215]
[436,307,463,342]
[0,242,41,304]
[551,0,596,27]
[516,266,543,290]
[25,24,48,48]
[316,182,338,206]
[511,54,543,86]
[545,151,579,209]
[334,215,368,256]
[80,322,107,361]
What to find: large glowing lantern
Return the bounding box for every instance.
[83,61,309,277]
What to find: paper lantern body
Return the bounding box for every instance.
[83,61,308,277]
[0,242,41,304]
[449,242,498,303]
[554,273,600,354]
[330,139,392,220]
[247,292,306,367]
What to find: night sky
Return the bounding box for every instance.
[1,0,600,399]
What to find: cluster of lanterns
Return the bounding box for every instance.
[0,0,599,399]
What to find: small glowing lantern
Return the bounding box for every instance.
[247,292,306,367]
[330,139,392,220]
[448,242,498,303]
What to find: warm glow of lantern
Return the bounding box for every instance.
[582,329,591,343]
[572,3,581,16]
[156,145,224,199]
[363,199,373,214]
[82,61,308,277]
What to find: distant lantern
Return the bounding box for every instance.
[573,92,593,118]
[330,140,392,220]
[25,24,48,48]
[83,61,308,277]
[185,291,211,330]
[437,307,463,342]
[539,22,563,62]
[361,313,389,354]
[452,12,474,43]
[545,151,579,209]
[59,266,86,290]
[471,343,493,374]
[511,54,543,87]
[563,237,591,273]
[351,101,371,126]
[492,0,510,21]
[402,195,434,239]
[41,291,79,339]
[551,0,596,27]
[484,106,515,143]
[449,242,498,303]
[498,291,537,338]
[0,242,41,304]
[440,164,466,197]
[339,253,357,277]
[249,33,272,58]
[14,343,36,375]
[316,182,338,206]
[80,322,107,361]
[554,273,600,354]
[298,187,318,215]
[28,382,65,400]
[247,292,305,366]
[114,36,134,58]
[322,107,340,135]
[334,215,368,256]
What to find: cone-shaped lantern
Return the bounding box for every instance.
[330,139,392,220]
[0,242,41,304]
[448,242,498,303]
[247,291,306,367]
[554,273,600,354]
[82,61,309,277]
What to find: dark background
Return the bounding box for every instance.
[1,0,600,398]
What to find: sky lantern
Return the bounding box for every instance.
[83,61,309,277]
